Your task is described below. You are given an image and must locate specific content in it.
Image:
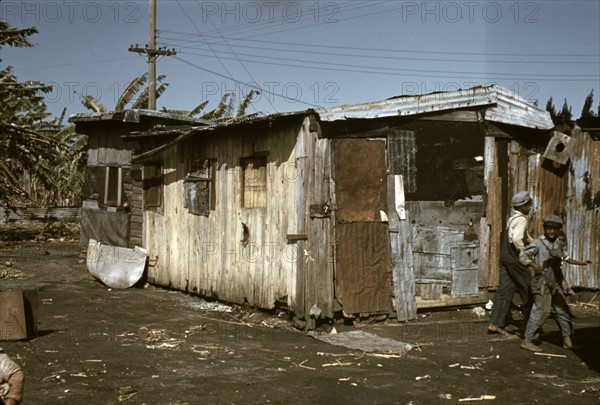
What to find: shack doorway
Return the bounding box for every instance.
[333,138,392,315]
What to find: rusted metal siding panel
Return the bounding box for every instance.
[336,222,393,314]
[565,127,600,288]
[333,138,392,314]
[334,139,387,223]
[528,154,568,237]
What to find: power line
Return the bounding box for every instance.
[158,38,599,65]
[171,1,383,40]
[175,0,245,113]
[173,50,599,82]
[172,56,323,108]
[192,2,277,113]
[160,30,600,59]
[168,47,599,80]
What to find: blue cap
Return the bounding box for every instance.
[511,191,531,207]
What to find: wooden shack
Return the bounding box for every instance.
[119,85,558,326]
[69,110,210,249]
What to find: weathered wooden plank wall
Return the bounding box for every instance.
[87,128,132,166]
[387,175,417,321]
[508,141,530,198]
[144,118,313,312]
[483,136,501,289]
[304,126,335,323]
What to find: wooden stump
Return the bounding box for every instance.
[0,288,39,341]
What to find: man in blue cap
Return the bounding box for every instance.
[488,191,534,335]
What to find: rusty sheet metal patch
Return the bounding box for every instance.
[334,138,387,223]
[335,222,392,314]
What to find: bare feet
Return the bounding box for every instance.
[521,340,543,352]
[563,336,580,349]
[488,324,509,336]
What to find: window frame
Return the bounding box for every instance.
[184,157,215,215]
[241,154,268,209]
[142,162,163,210]
[104,166,122,207]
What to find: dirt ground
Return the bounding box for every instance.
[1,224,600,405]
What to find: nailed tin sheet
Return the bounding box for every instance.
[334,138,387,223]
[483,85,554,130]
[564,125,600,288]
[316,84,553,130]
[335,222,393,314]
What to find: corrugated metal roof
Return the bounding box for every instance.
[129,85,553,162]
[316,84,553,130]
[483,86,554,130]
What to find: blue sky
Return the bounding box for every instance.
[2,0,599,119]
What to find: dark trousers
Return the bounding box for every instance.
[490,262,532,327]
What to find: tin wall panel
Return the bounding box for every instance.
[387,128,417,192]
[335,222,393,314]
[334,139,387,223]
[564,127,600,288]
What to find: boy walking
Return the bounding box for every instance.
[519,215,592,352]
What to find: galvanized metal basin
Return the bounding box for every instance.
[86,239,147,288]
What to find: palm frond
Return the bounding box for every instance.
[53,124,76,141]
[131,75,167,109]
[161,107,191,115]
[81,95,106,113]
[236,89,260,118]
[224,95,234,118]
[115,73,148,111]
[188,100,209,117]
[202,93,231,120]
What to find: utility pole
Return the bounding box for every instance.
[128,0,176,110]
